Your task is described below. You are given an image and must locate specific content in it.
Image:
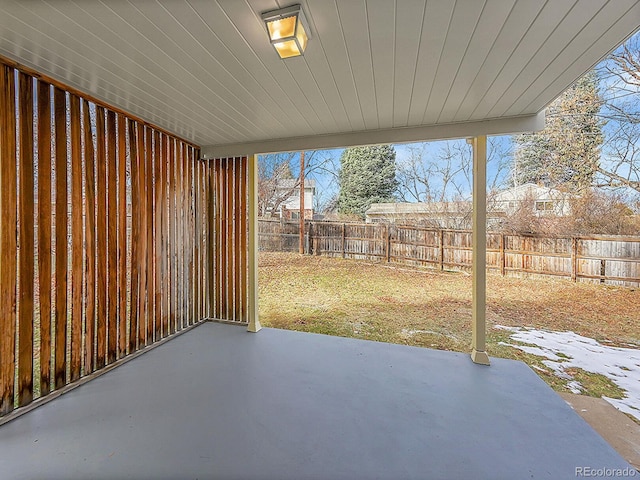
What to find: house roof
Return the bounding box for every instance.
[366,202,471,216]
[1,1,638,157]
[275,178,316,189]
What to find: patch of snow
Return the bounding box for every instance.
[494,325,520,332]
[501,327,640,422]
[566,381,583,394]
[401,329,440,337]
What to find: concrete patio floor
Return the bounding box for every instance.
[0,322,633,480]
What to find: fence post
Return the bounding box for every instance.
[571,237,577,282]
[439,229,445,270]
[341,223,346,258]
[500,234,506,277]
[307,221,312,255]
[386,224,391,262]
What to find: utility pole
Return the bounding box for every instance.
[299,151,305,255]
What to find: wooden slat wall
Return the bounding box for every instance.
[209,157,249,323]
[0,60,229,418]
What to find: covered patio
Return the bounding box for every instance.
[0,1,639,478]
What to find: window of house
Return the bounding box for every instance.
[535,201,554,211]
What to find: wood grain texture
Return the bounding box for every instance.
[176,143,184,330]
[154,130,162,339]
[82,99,96,375]
[53,86,68,390]
[0,65,17,414]
[95,106,107,370]
[145,127,154,343]
[194,157,201,322]
[160,134,169,337]
[168,138,177,335]
[187,147,194,325]
[38,80,53,395]
[239,157,248,322]
[207,162,214,318]
[214,159,221,319]
[128,120,140,353]
[69,93,83,382]
[106,110,118,364]
[117,114,128,358]
[136,123,148,347]
[18,73,34,405]
[233,158,242,321]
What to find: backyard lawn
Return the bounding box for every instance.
[259,252,640,413]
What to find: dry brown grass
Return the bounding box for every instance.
[259,252,640,397]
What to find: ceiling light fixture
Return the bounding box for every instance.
[261,4,310,59]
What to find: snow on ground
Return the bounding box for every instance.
[496,325,640,421]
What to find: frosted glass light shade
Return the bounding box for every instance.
[262,5,310,59]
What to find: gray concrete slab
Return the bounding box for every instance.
[0,322,633,480]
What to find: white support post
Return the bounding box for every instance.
[247,154,262,333]
[470,136,490,365]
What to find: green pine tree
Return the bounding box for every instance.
[338,145,398,218]
[513,71,604,192]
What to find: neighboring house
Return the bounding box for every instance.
[365,201,488,229]
[366,184,572,228]
[490,183,572,217]
[273,179,315,221]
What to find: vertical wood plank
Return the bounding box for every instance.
[183,147,188,326]
[168,138,177,334]
[186,147,192,326]
[220,158,227,320]
[177,143,184,330]
[204,160,215,318]
[145,127,155,343]
[128,120,140,353]
[38,80,53,395]
[194,157,201,322]
[117,114,128,358]
[239,157,248,322]
[18,73,35,405]
[189,148,195,325]
[69,94,82,382]
[161,134,169,337]
[0,65,17,414]
[154,130,162,340]
[53,86,68,390]
[82,99,96,375]
[136,122,148,347]
[234,158,242,321]
[227,158,233,320]
[106,111,118,364]
[95,106,107,370]
[212,158,224,319]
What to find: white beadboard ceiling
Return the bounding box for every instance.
[0,0,638,157]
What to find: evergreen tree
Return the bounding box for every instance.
[513,71,604,192]
[338,145,398,217]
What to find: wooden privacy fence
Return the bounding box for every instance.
[259,220,640,287]
[0,59,249,419]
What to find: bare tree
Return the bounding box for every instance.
[396,137,511,203]
[258,150,338,217]
[596,33,640,194]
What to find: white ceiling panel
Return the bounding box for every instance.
[0,0,637,156]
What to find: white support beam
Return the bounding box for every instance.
[201,113,544,158]
[470,136,490,366]
[247,154,262,333]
